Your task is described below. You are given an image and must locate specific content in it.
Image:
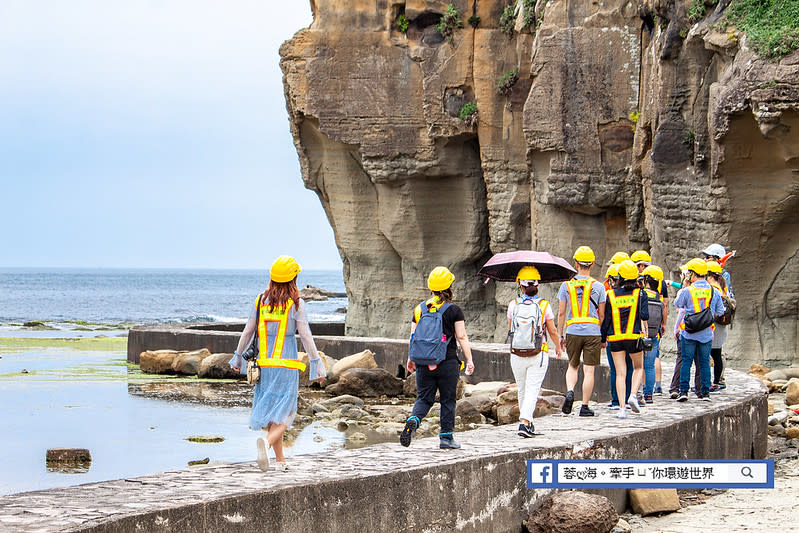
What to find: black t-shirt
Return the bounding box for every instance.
[412,302,465,361]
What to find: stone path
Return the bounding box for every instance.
[0,370,765,532]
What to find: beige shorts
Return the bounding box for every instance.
[565,334,601,367]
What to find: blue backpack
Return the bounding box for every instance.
[408,301,451,366]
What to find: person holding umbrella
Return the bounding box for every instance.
[507,266,562,437]
[557,246,606,417]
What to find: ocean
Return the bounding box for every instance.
[0,268,347,495]
[0,268,346,329]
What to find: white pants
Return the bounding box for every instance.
[510,352,549,422]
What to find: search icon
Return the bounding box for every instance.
[741,466,754,478]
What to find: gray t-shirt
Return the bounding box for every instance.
[557,276,606,336]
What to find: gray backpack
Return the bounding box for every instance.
[645,289,664,337]
[510,298,543,356]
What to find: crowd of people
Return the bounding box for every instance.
[228,245,735,468]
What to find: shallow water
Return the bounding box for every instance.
[0,338,345,496]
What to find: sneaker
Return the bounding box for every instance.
[607,403,620,410]
[654,384,663,395]
[710,384,720,393]
[718,383,727,390]
[670,391,679,399]
[400,416,419,447]
[256,437,270,472]
[700,395,711,402]
[579,405,595,417]
[644,394,653,404]
[617,408,628,419]
[274,461,288,472]
[627,396,640,413]
[562,391,575,414]
[517,423,535,438]
[439,434,461,449]
[677,392,689,402]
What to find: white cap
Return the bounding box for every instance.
[519,280,539,287]
[702,243,726,258]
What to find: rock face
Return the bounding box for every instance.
[281,0,799,366]
[524,491,618,533]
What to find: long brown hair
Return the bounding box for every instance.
[261,279,300,312]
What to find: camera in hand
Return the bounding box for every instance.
[241,336,258,361]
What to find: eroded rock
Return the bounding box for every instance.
[327,368,403,397]
[524,491,618,533]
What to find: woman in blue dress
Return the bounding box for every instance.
[230,256,326,471]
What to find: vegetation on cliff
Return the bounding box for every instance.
[436,3,463,43]
[726,0,799,59]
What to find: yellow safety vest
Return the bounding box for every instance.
[678,285,714,332]
[607,288,644,341]
[566,278,600,326]
[708,280,728,297]
[644,288,661,302]
[256,297,307,371]
[413,297,447,322]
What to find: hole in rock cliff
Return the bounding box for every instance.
[405,12,445,46]
[444,86,476,118]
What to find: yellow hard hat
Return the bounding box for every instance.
[516,265,541,283]
[573,246,595,263]
[604,264,619,279]
[630,250,652,264]
[608,252,630,265]
[706,260,723,274]
[684,257,708,276]
[428,266,455,291]
[617,260,639,280]
[270,255,301,283]
[642,265,664,281]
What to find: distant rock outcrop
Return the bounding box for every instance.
[281,0,799,366]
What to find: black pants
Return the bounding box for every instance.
[411,358,459,434]
[710,348,724,384]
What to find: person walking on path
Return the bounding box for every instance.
[401,267,474,449]
[673,258,724,402]
[603,263,631,410]
[507,266,562,438]
[230,256,326,471]
[641,265,665,403]
[601,260,649,419]
[557,246,606,417]
[707,261,731,391]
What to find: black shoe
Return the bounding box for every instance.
[579,405,595,417]
[677,392,688,402]
[400,416,419,447]
[439,434,461,449]
[670,391,679,400]
[700,395,711,402]
[644,394,654,404]
[562,391,575,414]
[517,423,535,438]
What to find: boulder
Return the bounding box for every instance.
[326,368,403,397]
[171,349,212,375]
[495,402,520,424]
[140,350,181,374]
[611,518,632,533]
[629,488,681,516]
[330,350,377,381]
[496,389,518,405]
[786,381,799,406]
[198,353,243,379]
[320,394,365,410]
[331,405,369,420]
[463,381,511,398]
[455,399,483,424]
[749,364,770,376]
[534,395,566,417]
[524,491,618,533]
[458,393,495,419]
[786,427,799,439]
[768,424,787,437]
[46,448,92,466]
[497,382,518,396]
[298,351,337,387]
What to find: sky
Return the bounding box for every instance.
[0,1,342,270]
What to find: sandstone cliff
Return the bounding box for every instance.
[281,0,799,366]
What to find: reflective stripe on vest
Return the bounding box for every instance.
[644,288,661,302]
[566,278,600,326]
[257,298,306,371]
[678,286,714,332]
[539,299,549,353]
[607,288,643,341]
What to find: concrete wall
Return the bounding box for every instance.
[128,327,611,402]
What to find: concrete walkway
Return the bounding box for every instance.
[0,369,767,533]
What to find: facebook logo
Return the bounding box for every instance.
[528,462,556,487]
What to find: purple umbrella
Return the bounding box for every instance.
[478,250,576,283]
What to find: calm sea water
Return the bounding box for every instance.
[0,268,347,495]
[0,268,346,327]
